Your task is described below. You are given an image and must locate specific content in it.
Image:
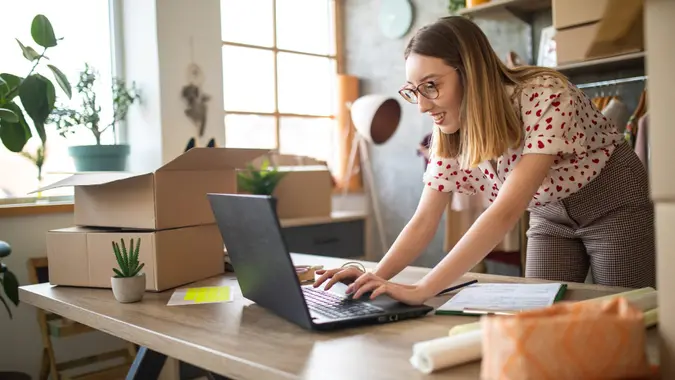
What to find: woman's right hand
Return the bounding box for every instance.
[313,266,365,290]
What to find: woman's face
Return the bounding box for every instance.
[402,53,463,134]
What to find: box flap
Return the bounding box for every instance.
[157,147,269,171]
[30,172,143,194]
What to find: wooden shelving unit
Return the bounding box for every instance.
[457,0,551,23]
[554,51,645,76]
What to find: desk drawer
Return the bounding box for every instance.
[282,220,364,258]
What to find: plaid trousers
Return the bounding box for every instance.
[525,142,656,288]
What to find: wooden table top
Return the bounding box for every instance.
[19,254,659,380]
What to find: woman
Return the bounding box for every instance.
[314,16,655,305]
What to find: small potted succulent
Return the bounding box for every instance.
[110,237,146,303]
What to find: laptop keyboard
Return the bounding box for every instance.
[302,287,384,319]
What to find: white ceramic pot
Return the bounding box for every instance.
[111,273,146,303]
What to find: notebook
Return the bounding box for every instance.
[436,282,568,316]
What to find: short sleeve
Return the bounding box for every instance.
[422,154,476,195]
[519,77,583,157]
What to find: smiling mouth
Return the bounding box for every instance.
[431,112,445,124]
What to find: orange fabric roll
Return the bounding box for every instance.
[335,74,362,192]
[480,297,652,380]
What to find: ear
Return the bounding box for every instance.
[207,138,216,148]
[185,137,196,152]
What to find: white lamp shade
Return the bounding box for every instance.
[350,94,401,145]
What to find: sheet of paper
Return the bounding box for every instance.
[438,283,563,313]
[167,285,233,306]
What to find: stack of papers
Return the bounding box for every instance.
[436,282,567,316]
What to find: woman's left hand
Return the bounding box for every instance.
[346,272,430,306]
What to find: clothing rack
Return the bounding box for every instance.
[576,75,648,89]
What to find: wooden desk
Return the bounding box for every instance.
[19,254,658,380]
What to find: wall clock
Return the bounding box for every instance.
[378,0,414,39]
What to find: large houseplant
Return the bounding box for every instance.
[48,63,140,171]
[0,14,72,155]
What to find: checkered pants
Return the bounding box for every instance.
[526,142,656,288]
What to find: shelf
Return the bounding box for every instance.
[554,51,645,76]
[457,0,552,23]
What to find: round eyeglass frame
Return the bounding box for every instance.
[398,82,439,104]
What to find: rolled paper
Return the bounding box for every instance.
[409,329,482,374]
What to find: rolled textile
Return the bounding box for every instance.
[409,329,482,374]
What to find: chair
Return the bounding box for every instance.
[26,257,137,380]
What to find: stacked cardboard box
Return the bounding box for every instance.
[38,147,266,291]
[552,0,644,65]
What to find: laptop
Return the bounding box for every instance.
[206,193,434,331]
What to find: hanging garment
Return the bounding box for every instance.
[635,113,650,171]
[418,133,432,170]
[624,89,648,148]
[602,97,631,133]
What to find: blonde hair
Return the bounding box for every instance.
[405,16,571,168]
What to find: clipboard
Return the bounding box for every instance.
[435,283,568,316]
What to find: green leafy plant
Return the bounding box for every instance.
[112,238,144,278]
[0,241,19,319]
[237,159,287,195]
[48,63,140,145]
[448,0,466,13]
[0,14,72,153]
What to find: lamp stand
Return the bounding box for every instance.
[343,133,388,256]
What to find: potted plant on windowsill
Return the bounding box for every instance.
[111,237,146,303]
[47,63,140,172]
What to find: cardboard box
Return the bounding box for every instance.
[272,165,333,219]
[555,21,643,65]
[553,0,609,30]
[554,1,644,65]
[46,224,225,291]
[35,147,267,229]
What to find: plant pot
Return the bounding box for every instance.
[69,144,130,172]
[111,273,146,303]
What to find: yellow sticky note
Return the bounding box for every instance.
[168,286,232,306]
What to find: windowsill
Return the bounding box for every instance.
[0,196,75,217]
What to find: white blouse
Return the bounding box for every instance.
[423,75,625,209]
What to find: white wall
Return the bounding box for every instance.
[0,212,128,378]
[123,0,225,173]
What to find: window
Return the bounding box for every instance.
[0,0,117,201]
[220,0,339,167]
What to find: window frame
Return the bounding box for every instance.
[221,0,343,152]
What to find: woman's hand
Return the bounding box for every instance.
[313,266,365,290]
[346,272,431,306]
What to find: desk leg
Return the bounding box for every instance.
[126,346,167,380]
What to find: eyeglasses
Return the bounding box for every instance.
[398,82,439,104]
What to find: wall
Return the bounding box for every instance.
[0,212,129,378]
[645,0,675,376]
[122,0,226,173]
[343,1,533,266]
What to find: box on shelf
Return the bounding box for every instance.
[553,0,609,30]
[273,165,333,219]
[46,224,225,291]
[33,147,268,229]
[553,0,644,65]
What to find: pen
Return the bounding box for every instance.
[435,279,478,296]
